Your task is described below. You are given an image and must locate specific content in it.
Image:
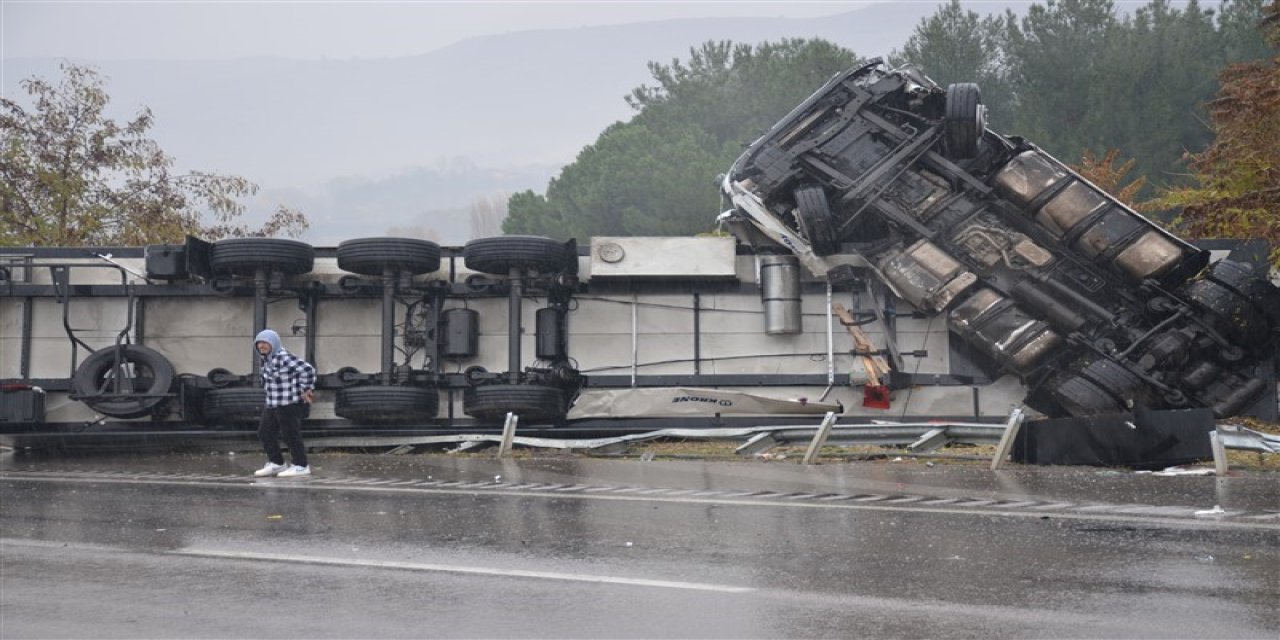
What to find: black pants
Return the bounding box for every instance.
[258,403,308,467]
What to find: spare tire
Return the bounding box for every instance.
[463,384,564,423]
[944,83,984,159]
[337,237,442,276]
[464,236,569,275]
[72,345,175,419]
[210,238,314,276]
[335,385,438,424]
[201,387,266,426]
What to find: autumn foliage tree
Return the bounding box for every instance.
[0,63,307,246]
[1154,2,1280,267]
[1071,149,1148,208]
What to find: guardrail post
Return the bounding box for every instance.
[736,432,780,456]
[802,412,839,465]
[1210,428,1229,476]
[990,407,1025,470]
[498,412,519,458]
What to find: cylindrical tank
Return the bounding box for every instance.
[760,255,802,335]
[1009,281,1088,333]
[993,150,1207,285]
[535,307,568,361]
[948,287,1062,374]
[876,239,977,313]
[440,308,479,360]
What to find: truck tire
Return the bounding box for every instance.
[210,238,314,276]
[463,236,569,275]
[1181,260,1279,347]
[794,185,840,256]
[463,384,564,423]
[335,385,438,424]
[201,387,265,426]
[1046,359,1146,417]
[944,83,984,159]
[337,238,442,276]
[72,345,175,419]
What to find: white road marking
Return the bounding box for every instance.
[3,472,1276,531]
[175,548,755,593]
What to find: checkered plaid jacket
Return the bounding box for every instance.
[259,347,316,408]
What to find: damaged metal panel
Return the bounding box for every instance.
[588,237,737,279]
[567,387,842,419]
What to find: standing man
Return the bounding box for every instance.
[251,328,316,478]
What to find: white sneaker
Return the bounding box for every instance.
[253,462,288,477]
[277,465,311,478]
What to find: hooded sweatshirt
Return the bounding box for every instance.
[254,329,316,407]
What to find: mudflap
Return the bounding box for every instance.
[1012,407,1216,469]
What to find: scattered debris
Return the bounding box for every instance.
[1149,466,1216,477]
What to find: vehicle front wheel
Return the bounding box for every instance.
[793,185,839,256]
[944,83,984,159]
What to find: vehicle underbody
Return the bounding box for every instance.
[719,59,1280,419]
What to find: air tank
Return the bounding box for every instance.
[440,308,479,360]
[948,287,1062,374]
[760,255,802,335]
[535,307,568,361]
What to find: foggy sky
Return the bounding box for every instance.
[4,1,891,61]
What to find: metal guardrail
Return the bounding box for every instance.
[1215,423,1280,454]
[298,409,1278,473]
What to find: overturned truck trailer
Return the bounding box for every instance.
[2,232,1035,445]
[0,63,1277,448]
[720,58,1280,420]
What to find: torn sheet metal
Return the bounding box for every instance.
[1215,423,1280,453]
[567,387,843,419]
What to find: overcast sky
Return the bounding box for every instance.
[3,1,907,60]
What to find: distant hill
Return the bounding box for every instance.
[3,2,1025,244]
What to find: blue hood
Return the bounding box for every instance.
[254,329,282,356]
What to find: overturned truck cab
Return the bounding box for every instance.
[719,58,1280,419]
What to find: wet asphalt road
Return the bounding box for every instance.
[1,449,1277,639]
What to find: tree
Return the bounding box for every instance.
[505,39,858,238]
[1154,1,1280,267]
[468,191,509,239]
[627,39,858,147]
[1218,0,1275,63]
[890,0,1014,128]
[1089,0,1227,183]
[0,63,306,246]
[1003,0,1120,154]
[505,121,724,238]
[1071,149,1147,208]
